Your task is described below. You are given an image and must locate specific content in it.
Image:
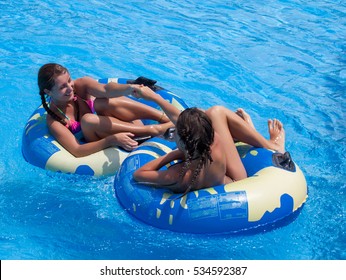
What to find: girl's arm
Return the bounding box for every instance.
[74,76,139,99]
[74,78,181,124]
[133,149,186,192]
[132,86,182,125]
[49,119,138,157]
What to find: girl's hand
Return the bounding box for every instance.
[108,132,138,151]
[130,84,143,98]
[132,85,157,100]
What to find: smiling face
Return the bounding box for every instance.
[45,72,75,104]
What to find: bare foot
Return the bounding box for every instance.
[159,113,170,124]
[268,119,285,153]
[153,121,174,136]
[236,108,256,130]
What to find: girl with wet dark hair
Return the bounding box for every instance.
[38,63,173,157]
[133,86,285,193]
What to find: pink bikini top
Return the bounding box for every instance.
[50,96,95,135]
[67,119,82,135]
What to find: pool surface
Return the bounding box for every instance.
[0,0,345,260]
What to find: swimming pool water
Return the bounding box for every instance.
[0,0,345,260]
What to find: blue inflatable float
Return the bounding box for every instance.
[21,78,189,176]
[114,137,307,234]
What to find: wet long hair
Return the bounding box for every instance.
[176,107,214,195]
[38,63,69,126]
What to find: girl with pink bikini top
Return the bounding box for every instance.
[37,63,173,157]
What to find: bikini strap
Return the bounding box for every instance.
[49,97,79,127]
[49,101,70,121]
[75,95,95,114]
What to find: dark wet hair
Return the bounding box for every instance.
[38,63,69,126]
[176,107,214,195]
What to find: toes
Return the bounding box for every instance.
[268,119,273,129]
[273,119,284,132]
[235,108,243,117]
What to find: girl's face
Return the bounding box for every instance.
[45,72,74,103]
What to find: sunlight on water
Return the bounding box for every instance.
[0,0,345,260]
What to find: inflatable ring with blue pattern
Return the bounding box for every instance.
[114,138,307,233]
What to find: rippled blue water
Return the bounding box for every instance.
[0,0,345,260]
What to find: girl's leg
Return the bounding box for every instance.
[235,108,256,130]
[206,107,247,181]
[207,106,285,153]
[206,106,285,180]
[81,113,173,142]
[94,97,170,123]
